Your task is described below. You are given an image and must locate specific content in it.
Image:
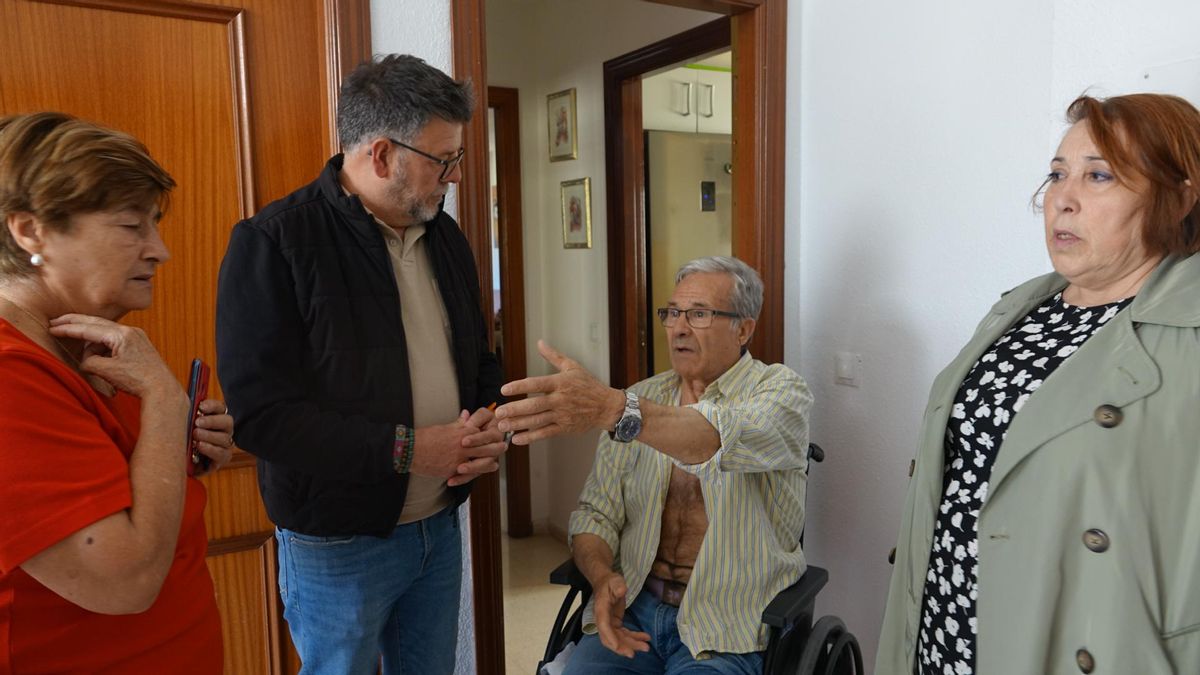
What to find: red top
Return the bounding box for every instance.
[0,321,222,674]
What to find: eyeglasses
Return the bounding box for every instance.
[388,138,466,182]
[656,307,741,328]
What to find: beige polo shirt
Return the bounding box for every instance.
[380,220,462,523]
[344,184,461,523]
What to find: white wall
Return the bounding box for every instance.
[370,2,460,218]
[791,0,1200,670]
[371,0,1200,669]
[486,0,718,538]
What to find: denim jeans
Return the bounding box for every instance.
[561,590,764,675]
[276,506,462,675]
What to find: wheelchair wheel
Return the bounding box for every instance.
[793,615,864,675]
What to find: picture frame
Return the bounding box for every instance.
[547,88,578,162]
[560,177,592,249]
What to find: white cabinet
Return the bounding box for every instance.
[694,69,732,134]
[642,67,731,135]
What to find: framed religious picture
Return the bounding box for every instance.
[560,177,592,249]
[547,88,578,162]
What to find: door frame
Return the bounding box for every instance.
[607,0,787,387]
[449,3,508,674]
[453,0,786,391]
[604,16,730,385]
[488,86,533,539]
[449,0,787,671]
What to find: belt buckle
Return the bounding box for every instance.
[647,576,685,607]
[662,582,685,606]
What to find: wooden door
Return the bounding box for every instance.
[0,0,368,671]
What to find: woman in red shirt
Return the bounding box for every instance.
[0,112,233,673]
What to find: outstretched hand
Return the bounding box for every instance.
[493,340,624,445]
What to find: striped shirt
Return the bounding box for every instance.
[568,352,812,656]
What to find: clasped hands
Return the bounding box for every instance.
[413,407,509,487]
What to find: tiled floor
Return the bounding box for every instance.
[502,533,572,674]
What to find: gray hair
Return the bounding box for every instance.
[675,256,764,321]
[337,54,475,150]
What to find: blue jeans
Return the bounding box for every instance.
[276,507,462,675]
[562,590,764,675]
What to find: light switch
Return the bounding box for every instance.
[589,322,601,343]
[835,351,862,387]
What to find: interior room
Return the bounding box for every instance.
[376,1,1200,672]
[3,0,1200,673]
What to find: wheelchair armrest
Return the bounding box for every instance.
[761,565,828,630]
[549,557,590,590]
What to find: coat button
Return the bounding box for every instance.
[1093,404,1122,428]
[888,547,896,564]
[1076,648,1095,673]
[1082,529,1110,553]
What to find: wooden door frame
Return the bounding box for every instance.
[608,0,787,387]
[449,0,786,671]
[488,86,533,539]
[604,16,730,385]
[449,3,508,674]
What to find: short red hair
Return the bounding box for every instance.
[1065,93,1200,256]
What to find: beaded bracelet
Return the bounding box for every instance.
[392,424,416,474]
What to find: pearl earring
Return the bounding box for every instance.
[30,253,44,267]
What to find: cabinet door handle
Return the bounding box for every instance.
[700,83,715,118]
[675,81,692,116]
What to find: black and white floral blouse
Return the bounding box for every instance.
[915,291,1133,675]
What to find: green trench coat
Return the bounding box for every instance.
[876,254,1200,675]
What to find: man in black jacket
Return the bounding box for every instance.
[216,54,507,674]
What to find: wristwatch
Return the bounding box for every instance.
[609,390,643,443]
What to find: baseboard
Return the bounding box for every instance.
[546,521,570,545]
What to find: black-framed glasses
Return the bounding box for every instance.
[656,307,741,328]
[388,138,466,182]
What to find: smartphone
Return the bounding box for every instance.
[186,358,211,476]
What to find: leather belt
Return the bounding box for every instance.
[643,575,687,607]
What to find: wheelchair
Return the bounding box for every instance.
[537,443,864,675]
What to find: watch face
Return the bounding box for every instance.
[615,415,642,442]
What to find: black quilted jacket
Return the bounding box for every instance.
[216,155,502,537]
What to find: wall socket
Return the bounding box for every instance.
[835,351,862,387]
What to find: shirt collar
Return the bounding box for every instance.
[339,182,426,246]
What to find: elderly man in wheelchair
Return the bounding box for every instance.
[497,256,851,674]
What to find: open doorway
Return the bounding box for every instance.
[601,2,790,389]
[642,50,734,375]
[452,1,789,673]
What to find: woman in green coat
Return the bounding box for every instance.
[877,93,1200,675]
